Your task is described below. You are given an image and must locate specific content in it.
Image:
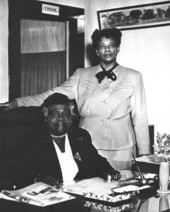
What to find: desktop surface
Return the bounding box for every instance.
[0,170,169,212]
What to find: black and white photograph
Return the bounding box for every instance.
[0,0,170,212]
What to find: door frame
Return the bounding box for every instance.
[8,0,84,100]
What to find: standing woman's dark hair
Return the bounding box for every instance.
[91,28,122,50]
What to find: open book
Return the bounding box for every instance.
[0,182,75,206]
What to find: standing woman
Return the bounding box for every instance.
[1,28,151,169]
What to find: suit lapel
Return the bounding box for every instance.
[67,128,83,163]
[39,129,62,179]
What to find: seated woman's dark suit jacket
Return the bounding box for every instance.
[0,125,114,188]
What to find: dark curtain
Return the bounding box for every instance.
[20,20,66,96]
[21,51,66,96]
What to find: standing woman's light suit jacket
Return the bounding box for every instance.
[17,64,150,156]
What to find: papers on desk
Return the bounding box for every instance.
[111,184,150,193]
[63,177,137,204]
[64,177,118,195]
[63,174,159,204]
[136,154,161,164]
[0,174,158,206]
[0,182,75,206]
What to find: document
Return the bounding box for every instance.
[63,174,158,204]
[63,177,137,203]
[136,154,161,164]
[0,182,75,206]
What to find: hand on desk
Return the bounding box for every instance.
[102,169,121,182]
[34,175,63,190]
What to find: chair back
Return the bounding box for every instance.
[0,107,44,158]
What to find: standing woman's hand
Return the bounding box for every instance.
[0,100,18,111]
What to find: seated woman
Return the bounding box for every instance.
[0,93,120,190]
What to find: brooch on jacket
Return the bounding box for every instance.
[74,152,82,162]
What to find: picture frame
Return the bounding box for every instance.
[97,1,170,30]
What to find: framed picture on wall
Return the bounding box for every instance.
[97,1,170,30]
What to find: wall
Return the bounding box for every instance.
[37,0,86,8]
[0,0,8,102]
[86,0,170,139]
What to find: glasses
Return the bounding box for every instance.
[98,43,117,51]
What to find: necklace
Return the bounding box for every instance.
[51,134,66,138]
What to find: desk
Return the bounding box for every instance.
[1,192,170,212]
[0,170,169,212]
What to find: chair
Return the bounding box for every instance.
[0,107,44,190]
[0,107,44,158]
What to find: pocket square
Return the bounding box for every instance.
[74,152,82,162]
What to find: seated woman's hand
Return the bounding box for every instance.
[0,100,18,111]
[102,169,121,182]
[40,175,63,189]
